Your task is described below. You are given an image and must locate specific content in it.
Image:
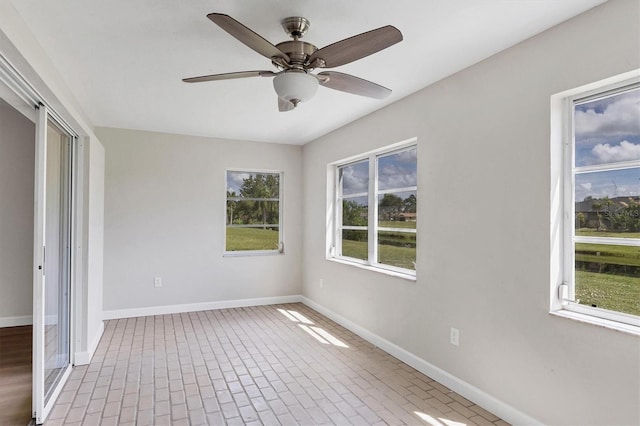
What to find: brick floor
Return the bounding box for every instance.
[44,303,508,425]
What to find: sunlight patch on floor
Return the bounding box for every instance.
[298,324,330,344]
[287,310,314,324]
[277,308,299,322]
[309,326,348,348]
[415,411,467,426]
[278,308,349,348]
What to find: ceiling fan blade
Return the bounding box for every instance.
[208,13,290,62]
[318,71,391,99]
[309,26,402,68]
[183,70,275,83]
[278,97,295,112]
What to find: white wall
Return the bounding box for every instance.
[75,136,105,363]
[0,100,34,326]
[302,1,639,425]
[97,128,303,315]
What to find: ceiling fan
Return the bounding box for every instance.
[183,13,403,111]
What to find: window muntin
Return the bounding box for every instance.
[567,84,640,323]
[225,170,282,254]
[334,144,417,275]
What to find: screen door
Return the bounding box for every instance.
[32,106,74,424]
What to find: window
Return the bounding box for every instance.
[225,170,283,254]
[554,75,640,330]
[330,142,417,277]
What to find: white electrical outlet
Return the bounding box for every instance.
[450,327,459,346]
[319,278,324,289]
[154,276,162,287]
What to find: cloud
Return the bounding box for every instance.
[579,182,592,191]
[379,164,417,189]
[342,163,369,193]
[575,167,640,201]
[378,148,418,190]
[393,148,417,164]
[342,147,418,193]
[592,140,640,163]
[575,90,640,140]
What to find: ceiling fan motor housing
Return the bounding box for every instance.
[273,40,317,69]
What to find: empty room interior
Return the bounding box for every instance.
[0,0,639,425]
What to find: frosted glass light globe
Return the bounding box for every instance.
[273,72,319,103]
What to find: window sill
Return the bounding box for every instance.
[327,257,417,281]
[550,309,640,336]
[223,250,283,257]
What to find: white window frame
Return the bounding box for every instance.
[550,70,640,334]
[224,169,284,257]
[328,139,417,279]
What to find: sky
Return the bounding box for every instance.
[574,88,640,201]
[226,171,279,194]
[341,147,417,197]
[227,171,250,194]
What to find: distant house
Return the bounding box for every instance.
[396,212,417,222]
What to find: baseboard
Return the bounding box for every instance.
[102,295,303,320]
[301,296,542,426]
[0,315,32,327]
[74,320,104,365]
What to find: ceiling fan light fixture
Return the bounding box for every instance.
[273,72,319,105]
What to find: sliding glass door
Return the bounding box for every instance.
[33,106,74,424]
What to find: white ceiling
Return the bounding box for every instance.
[9,0,605,145]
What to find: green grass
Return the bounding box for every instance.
[575,270,640,316]
[576,229,640,238]
[341,240,368,261]
[575,243,640,267]
[379,220,416,229]
[342,239,416,270]
[226,227,279,251]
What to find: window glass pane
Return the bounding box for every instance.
[575,243,640,316]
[227,171,280,199]
[342,197,368,227]
[378,231,416,270]
[226,227,279,252]
[575,168,640,238]
[574,88,640,167]
[334,144,417,274]
[226,171,281,252]
[341,230,368,260]
[378,147,417,190]
[340,161,369,195]
[228,200,279,225]
[378,191,417,227]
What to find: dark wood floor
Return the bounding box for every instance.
[0,325,32,426]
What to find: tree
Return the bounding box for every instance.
[379,193,403,220]
[238,174,280,228]
[342,200,367,242]
[342,200,367,226]
[610,198,640,232]
[226,191,237,225]
[403,194,417,213]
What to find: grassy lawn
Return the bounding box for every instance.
[576,229,640,238]
[226,227,279,251]
[576,270,640,316]
[342,239,416,270]
[379,220,416,229]
[575,243,640,267]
